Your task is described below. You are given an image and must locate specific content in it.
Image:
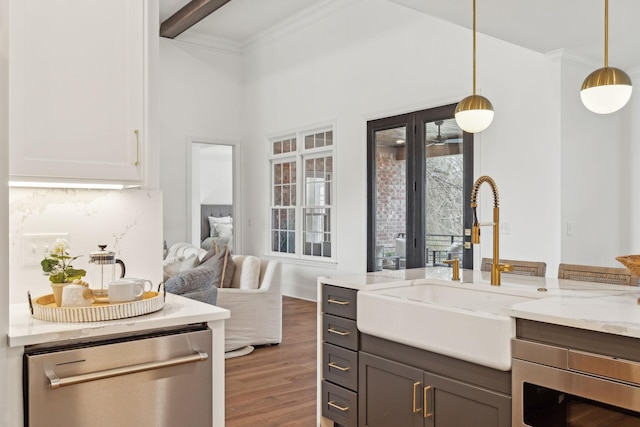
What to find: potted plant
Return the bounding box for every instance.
[41,238,87,307]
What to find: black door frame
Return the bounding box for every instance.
[367,103,474,272]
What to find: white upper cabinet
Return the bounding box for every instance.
[10,0,147,185]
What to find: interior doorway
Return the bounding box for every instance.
[187,139,240,253]
[366,104,474,272]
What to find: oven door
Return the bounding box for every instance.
[513,342,640,427]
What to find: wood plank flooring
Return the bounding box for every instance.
[225,296,317,426]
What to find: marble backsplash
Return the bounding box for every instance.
[9,188,163,304]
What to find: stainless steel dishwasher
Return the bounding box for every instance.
[24,324,212,427]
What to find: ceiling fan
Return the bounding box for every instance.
[426,120,447,146]
[426,120,462,147]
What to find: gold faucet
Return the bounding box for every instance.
[470,176,512,285]
[442,257,460,281]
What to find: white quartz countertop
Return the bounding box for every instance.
[320,267,640,338]
[8,293,230,348]
[319,266,457,290]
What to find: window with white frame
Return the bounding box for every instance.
[270,128,334,259]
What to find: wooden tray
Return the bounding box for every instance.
[29,291,165,322]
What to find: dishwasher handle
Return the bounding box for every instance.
[47,351,208,389]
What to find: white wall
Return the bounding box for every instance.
[241,0,561,298]
[159,38,243,247]
[199,144,233,204]
[9,189,163,304]
[0,0,11,423]
[559,54,631,267]
[629,68,640,255]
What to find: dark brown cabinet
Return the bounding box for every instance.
[359,352,423,427]
[359,352,511,427]
[320,283,359,427]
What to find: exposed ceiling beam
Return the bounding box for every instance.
[160,0,232,39]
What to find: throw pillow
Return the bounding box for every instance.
[180,287,218,305]
[214,223,233,239]
[165,265,217,295]
[162,258,182,282]
[198,242,220,265]
[208,216,232,237]
[234,255,261,290]
[200,245,236,288]
[180,253,199,271]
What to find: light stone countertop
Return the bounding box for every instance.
[8,292,230,347]
[320,267,640,339]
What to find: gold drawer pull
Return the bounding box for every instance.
[412,381,422,413]
[328,361,350,372]
[328,400,349,412]
[423,385,432,418]
[327,298,349,305]
[327,327,350,336]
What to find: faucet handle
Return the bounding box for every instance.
[471,225,481,244]
[442,258,460,281]
[498,263,513,273]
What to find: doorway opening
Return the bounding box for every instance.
[187,139,240,253]
[367,104,474,272]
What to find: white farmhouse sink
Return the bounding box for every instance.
[357,283,534,371]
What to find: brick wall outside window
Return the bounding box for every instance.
[375,148,405,252]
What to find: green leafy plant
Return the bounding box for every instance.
[41,238,86,283]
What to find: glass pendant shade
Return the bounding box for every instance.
[455,94,494,133]
[580,67,632,114]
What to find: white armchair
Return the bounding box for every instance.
[217,256,282,352]
[164,243,282,352]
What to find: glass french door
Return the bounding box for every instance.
[367,104,474,272]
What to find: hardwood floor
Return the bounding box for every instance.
[225,296,317,426]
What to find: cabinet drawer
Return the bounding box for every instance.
[323,314,359,351]
[322,380,357,427]
[323,342,358,392]
[322,284,357,319]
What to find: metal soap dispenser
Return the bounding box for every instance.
[89,245,126,296]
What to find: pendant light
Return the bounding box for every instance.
[455,0,494,134]
[581,0,632,114]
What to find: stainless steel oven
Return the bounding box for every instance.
[24,324,212,427]
[512,338,640,426]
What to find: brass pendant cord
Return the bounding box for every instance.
[472,0,477,95]
[604,0,608,68]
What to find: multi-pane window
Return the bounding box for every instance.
[271,160,296,254]
[270,129,334,260]
[303,155,332,257]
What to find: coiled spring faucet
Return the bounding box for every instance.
[470,175,512,285]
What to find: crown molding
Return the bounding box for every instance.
[241,0,362,51]
[545,49,600,68]
[161,0,361,55]
[164,33,243,56]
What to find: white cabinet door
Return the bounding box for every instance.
[10,0,145,184]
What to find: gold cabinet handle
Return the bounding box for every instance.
[328,361,350,372]
[328,400,349,412]
[327,327,350,336]
[412,381,422,413]
[134,129,141,166]
[327,298,349,305]
[423,385,432,418]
